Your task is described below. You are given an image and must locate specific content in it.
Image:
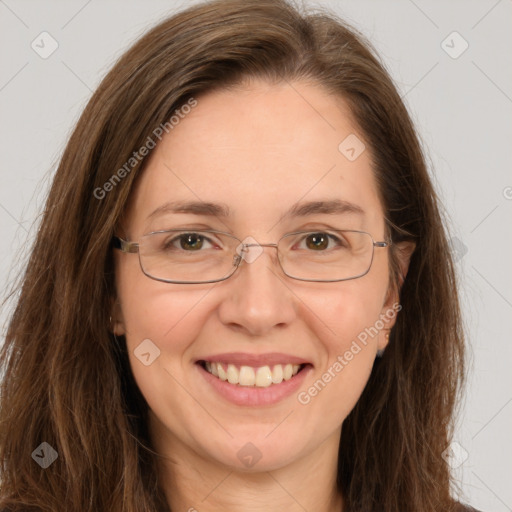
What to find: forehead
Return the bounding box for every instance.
[126,80,384,235]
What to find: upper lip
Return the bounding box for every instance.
[196,352,312,367]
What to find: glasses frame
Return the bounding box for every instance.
[112,229,392,284]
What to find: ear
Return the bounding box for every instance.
[110,299,127,337]
[394,240,416,291]
[378,240,416,352]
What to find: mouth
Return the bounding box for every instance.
[194,352,314,406]
[197,360,310,388]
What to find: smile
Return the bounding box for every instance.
[200,361,304,387]
[195,352,313,406]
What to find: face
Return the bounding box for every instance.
[113,79,402,472]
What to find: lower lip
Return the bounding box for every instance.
[196,362,313,406]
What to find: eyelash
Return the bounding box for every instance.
[161,231,347,252]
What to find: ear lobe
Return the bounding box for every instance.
[376,241,415,356]
[110,300,126,336]
[377,329,391,355]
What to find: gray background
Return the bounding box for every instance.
[0,0,511,510]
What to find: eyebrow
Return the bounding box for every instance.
[146,198,365,221]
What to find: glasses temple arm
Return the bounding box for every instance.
[112,236,139,253]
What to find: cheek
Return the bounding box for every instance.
[115,256,215,365]
[121,284,213,356]
[317,288,382,382]
[293,275,388,420]
[118,281,217,428]
[302,271,388,352]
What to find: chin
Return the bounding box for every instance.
[201,430,308,472]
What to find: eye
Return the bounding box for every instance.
[164,232,216,251]
[296,232,347,251]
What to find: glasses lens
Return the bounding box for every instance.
[138,230,239,283]
[278,230,374,281]
[136,229,374,283]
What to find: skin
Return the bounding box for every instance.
[113,79,413,512]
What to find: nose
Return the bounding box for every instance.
[216,243,298,337]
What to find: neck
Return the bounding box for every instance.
[149,413,344,512]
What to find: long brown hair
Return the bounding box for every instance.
[0,1,466,510]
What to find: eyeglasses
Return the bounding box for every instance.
[112,229,391,284]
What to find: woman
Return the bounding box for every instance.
[0,0,480,510]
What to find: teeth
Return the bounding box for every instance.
[283,363,293,380]
[239,366,256,386]
[255,366,272,387]
[217,364,228,381]
[203,362,302,387]
[227,364,238,384]
[271,364,283,384]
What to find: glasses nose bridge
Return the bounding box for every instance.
[244,242,278,249]
[239,241,280,257]
[233,241,281,271]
